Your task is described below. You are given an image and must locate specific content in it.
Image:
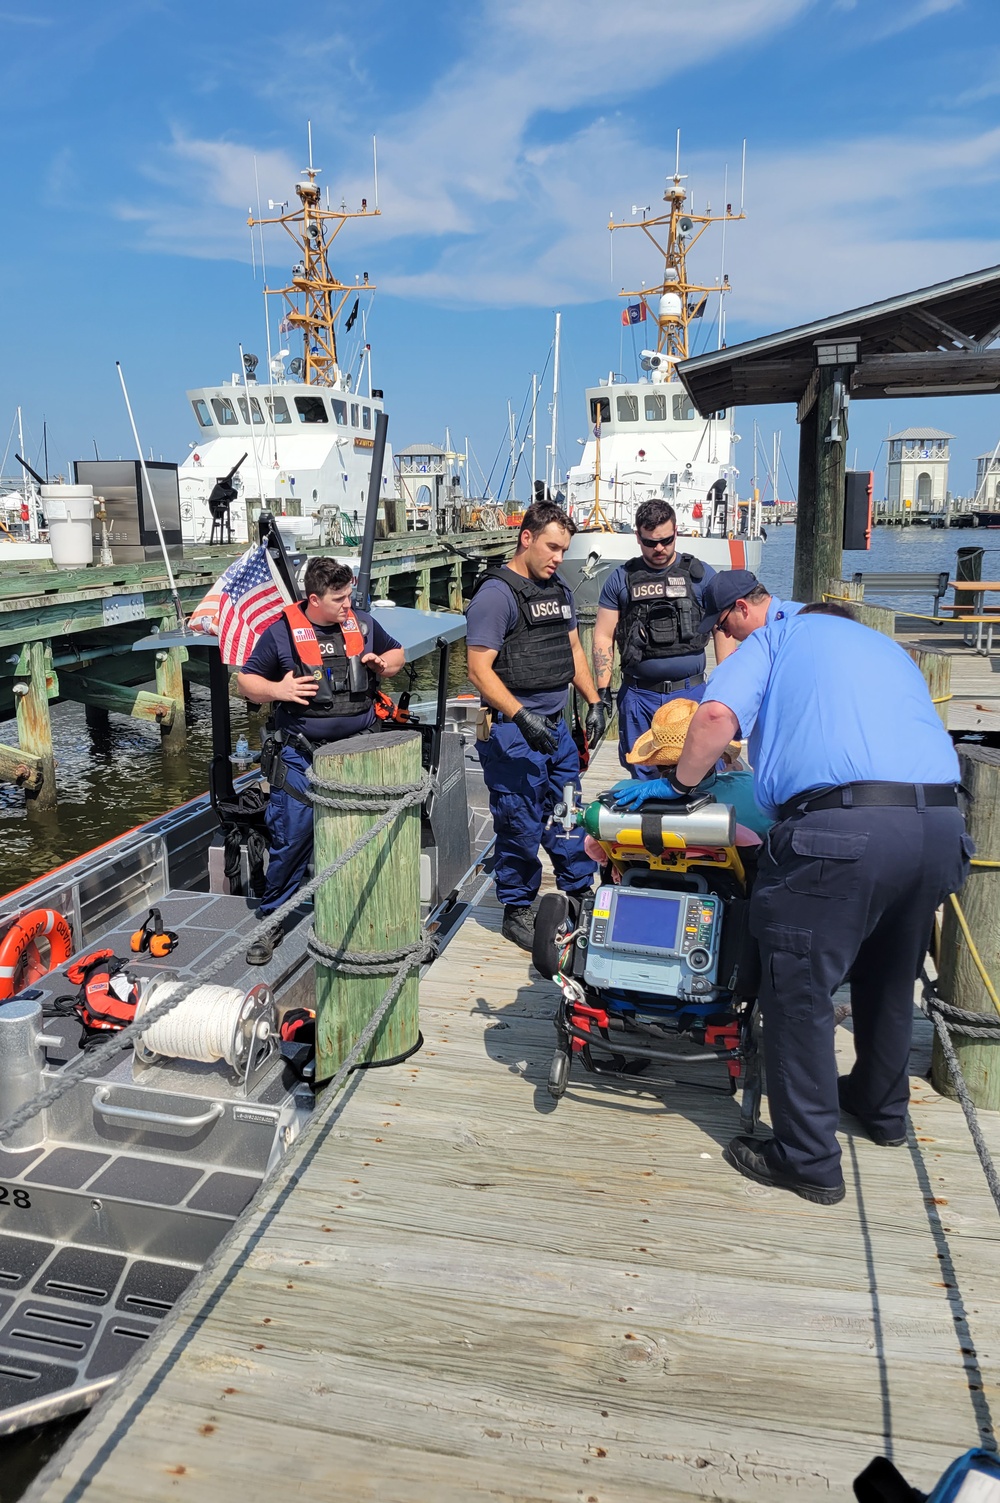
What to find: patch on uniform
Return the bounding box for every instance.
[528,599,567,622]
[292,627,311,642]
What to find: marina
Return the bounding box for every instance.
[14,735,1000,1503]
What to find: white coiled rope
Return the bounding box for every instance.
[137,983,268,1068]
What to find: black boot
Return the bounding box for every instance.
[501,905,535,953]
[246,922,285,966]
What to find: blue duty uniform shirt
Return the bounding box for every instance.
[598,559,717,684]
[465,576,578,718]
[765,596,804,626]
[243,606,402,742]
[704,612,960,817]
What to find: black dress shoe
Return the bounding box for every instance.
[837,1077,907,1147]
[723,1135,846,1205]
[246,924,284,966]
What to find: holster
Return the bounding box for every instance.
[476,706,493,742]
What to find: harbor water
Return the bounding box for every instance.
[1,525,997,898]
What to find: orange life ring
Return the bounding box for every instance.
[0,908,74,1000]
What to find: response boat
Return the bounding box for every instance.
[560,144,765,605]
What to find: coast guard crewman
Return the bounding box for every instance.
[591,500,734,781]
[613,602,970,1205]
[237,557,404,965]
[697,569,804,644]
[466,501,606,952]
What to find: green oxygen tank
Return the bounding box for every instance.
[581,799,736,849]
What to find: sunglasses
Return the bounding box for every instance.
[717,602,738,630]
[638,532,676,549]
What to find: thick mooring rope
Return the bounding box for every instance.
[0,770,433,1142]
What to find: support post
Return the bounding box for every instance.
[416,567,431,613]
[449,561,464,613]
[794,366,847,602]
[155,638,188,755]
[905,647,952,725]
[934,746,1000,1108]
[15,640,56,811]
[58,673,175,726]
[313,728,422,1079]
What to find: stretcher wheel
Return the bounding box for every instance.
[533,892,570,980]
[548,1048,570,1099]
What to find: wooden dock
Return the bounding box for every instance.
[26,742,1000,1503]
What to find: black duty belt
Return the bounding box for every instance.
[777,781,960,822]
[623,672,705,695]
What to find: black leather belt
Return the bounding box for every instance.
[623,672,705,695]
[777,781,960,821]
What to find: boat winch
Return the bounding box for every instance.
[133,978,275,1090]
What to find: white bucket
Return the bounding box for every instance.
[42,484,95,569]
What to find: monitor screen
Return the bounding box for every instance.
[609,893,681,951]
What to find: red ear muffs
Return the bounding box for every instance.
[130,908,179,958]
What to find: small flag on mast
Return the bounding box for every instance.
[621,301,647,327]
[345,297,360,331]
[279,316,292,334]
[189,544,293,667]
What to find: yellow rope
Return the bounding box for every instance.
[931,694,953,704]
[948,892,1000,1018]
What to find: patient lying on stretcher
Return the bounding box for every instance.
[589,698,770,864]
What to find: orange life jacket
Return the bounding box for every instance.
[64,950,140,1037]
[281,601,409,724]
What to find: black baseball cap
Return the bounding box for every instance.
[699,569,762,634]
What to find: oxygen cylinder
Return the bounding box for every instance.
[582,800,735,849]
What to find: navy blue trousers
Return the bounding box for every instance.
[477,716,596,908]
[258,743,315,918]
[617,680,706,780]
[750,804,970,1186]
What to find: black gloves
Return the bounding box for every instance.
[513,708,558,755]
[585,697,608,748]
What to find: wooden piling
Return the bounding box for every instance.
[154,639,188,754]
[934,745,1000,1109]
[792,402,819,603]
[448,560,464,613]
[312,727,422,1080]
[905,646,952,725]
[15,640,56,810]
[794,369,847,602]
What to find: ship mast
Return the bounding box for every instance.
[609,141,744,377]
[248,157,379,388]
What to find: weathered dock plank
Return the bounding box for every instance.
[25,745,1000,1503]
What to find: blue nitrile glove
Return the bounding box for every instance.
[611,777,683,810]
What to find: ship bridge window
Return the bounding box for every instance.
[192,399,212,427]
[672,396,697,422]
[589,397,611,426]
[350,403,360,427]
[211,397,239,426]
[331,399,347,425]
[644,393,667,422]
[616,394,639,423]
[714,409,727,421]
[295,396,329,424]
[266,396,292,425]
[237,396,265,425]
[362,406,372,430]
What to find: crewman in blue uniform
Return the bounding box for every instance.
[697,568,804,643]
[466,501,606,951]
[613,602,970,1205]
[237,557,404,965]
[590,500,734,780]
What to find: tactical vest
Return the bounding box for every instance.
[616,553,708,676]
[473,566,576,693]
[281,602,375,720]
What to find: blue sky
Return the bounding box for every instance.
[1,0,999,500]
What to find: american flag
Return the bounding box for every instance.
[190,544,292,667]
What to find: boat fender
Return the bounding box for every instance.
[130,907,179,958]
[61,949,140,1042]
[0,907,74,1000]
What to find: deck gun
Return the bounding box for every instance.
[208,453,247,544]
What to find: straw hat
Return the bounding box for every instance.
[626,697,742,768]
[625,697,700,766]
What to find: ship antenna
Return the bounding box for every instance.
[675,127,681,178]
[307,119,314,172]
[717,164,729,351]
[740,138,747,214]
[253,155,279,469]
[373,135,379,213]
[116,362,186,634]
[238,341,269,512]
